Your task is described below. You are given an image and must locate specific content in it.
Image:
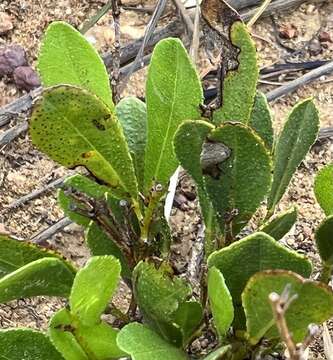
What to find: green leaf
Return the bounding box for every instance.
[208,267,234,338]
[314,164,333,216]
[202,345,232,360]
[85,222,131,279]
[0,329,64,360]
[260,207,297,240]
[174,120,219,254]
[315,215,333,265]
[75,322,126,359]
[30,85,138,200]
[38,21,113,110]
[213,21,258,124]
[249,92,274,150]
[267,99,319,211]
[64,174,110,200]
[58,190,91,227]
[49,309,89,360]
[208,232,312,327]
[173,301,203,345]
[242,270,333,344]
[0,234,75,279]
[116,97,147,190]
[0,258,75,303]
[117,323,188,360]
[144,38,203,193]
[70,256,121,326]
[204,123,272,235]
[133,261,191,345]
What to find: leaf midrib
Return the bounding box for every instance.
[151,45,180,183]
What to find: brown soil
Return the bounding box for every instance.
[0,0,332,359]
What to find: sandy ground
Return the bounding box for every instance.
[0,0,332,358]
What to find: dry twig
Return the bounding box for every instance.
[30,217,73,245]
[269,285,319,360]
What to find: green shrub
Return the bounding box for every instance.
[0,18,331,360]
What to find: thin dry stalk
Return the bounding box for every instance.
[269,285,319,360]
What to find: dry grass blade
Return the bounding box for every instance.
[247,0,273,28]
[323,322,333,360]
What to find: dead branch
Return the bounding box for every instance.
[269,285,319,360]
[172,0,194,35]
[6,174,68,211]
[30,217,73,244]
[266,61,333,101]
[240,0,327,22]
[110,0,121,103]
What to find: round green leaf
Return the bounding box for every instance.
[314,164,333,216]
[260,207,297,240]
[70,256,121,326]
[49,308,88,360]
[242,270,333,344]
[208,267,234,338]
[208,232,312,327]
[30,85,138,200]
[0,329,65,360]
[315,215,333,265]
[144,38,203,193]
[268,99,319,211]
[204,123,272,235]
[117,323,188,360]
[0,258,75,303]
[38,21,113,110]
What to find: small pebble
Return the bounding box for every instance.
[13,66,41,91]
[308,39,322,56]
[0,44,27,76]
[0,12,13,35]
[318,31,332,43]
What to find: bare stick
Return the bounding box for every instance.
[110,0,121,103]
[266,61,333,102]
[172,0,194,35]
[0,122,28,147]
[241,0,327,22]
[269,286,319,360]
[30,217,73,244]
[247,0,273,28]
[6,174,69,210]
[79,0,113,34]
